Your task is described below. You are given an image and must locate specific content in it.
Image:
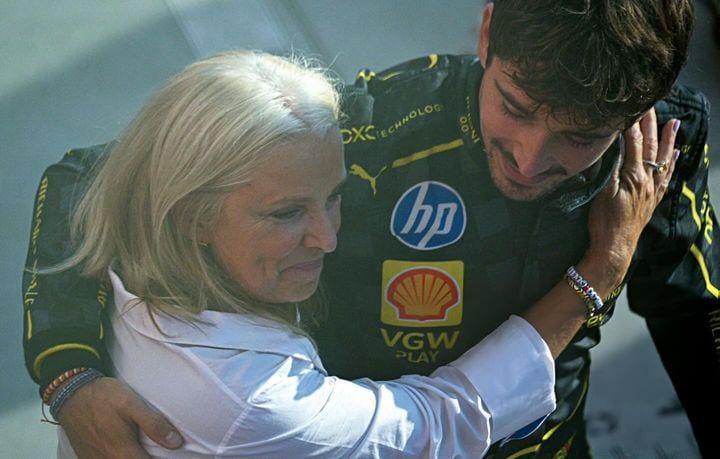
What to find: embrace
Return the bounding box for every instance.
[22,1,719,458]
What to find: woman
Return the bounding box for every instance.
[53,51,678,457]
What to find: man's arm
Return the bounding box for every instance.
[22,144,182,457]
[626,86,720,457]
[23,145,108,388]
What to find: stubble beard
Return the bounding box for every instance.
[484,145,567,202]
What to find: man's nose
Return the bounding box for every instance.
[514,126,555,177]
[304,210,338,253]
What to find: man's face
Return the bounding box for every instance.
[478,58,621,201]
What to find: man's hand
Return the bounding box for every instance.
[57,377,183,458]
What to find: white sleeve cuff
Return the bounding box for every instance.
[448,315,556,442]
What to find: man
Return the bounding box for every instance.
[23,1,719,457]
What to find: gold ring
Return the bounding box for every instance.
[642,159,668,175]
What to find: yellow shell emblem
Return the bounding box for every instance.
[386,267,460,321]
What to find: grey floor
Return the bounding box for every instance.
[1,1,718,457]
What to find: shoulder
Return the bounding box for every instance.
[109,303,328,453]
[49,142,114,174]
[341,54,479,123]
[343,54,478,99]
[359,54,477,86]
[39,143,114,199]
[655,84,710,181]
[655,85,709,148]
[656,84,710,117]
[339,54,481,167]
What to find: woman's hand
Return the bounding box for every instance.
[522,109,680,358]
[584,108,680,292]
[57,377,183,458]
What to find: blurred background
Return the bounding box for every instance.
[1,1,718,456]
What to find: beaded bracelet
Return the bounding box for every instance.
[565,266,605,317]
[49,368,104,421]
[564,276,596,318]
[41,367,88,404]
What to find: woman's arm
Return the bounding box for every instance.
[97,112,679,458]
[55,110,677,456]
[524,110,680,359]
[212,317,550,458]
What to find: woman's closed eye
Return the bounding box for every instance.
[327,179,348,209]
[326,192,342,208]
[270,207,304,221]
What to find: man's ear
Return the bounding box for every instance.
[478,3,494,68]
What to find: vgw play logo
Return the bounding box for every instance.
[390,181,466,250]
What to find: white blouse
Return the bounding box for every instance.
[58,270,555,458]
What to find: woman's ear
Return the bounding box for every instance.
[478,3,494,68]
[195,225,212,247]
[176,210,212,247]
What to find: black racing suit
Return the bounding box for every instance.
[23,55,720,458]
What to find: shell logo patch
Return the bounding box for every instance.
[381,260,464,327]
[387,268,458,320]
[390,181,466,251]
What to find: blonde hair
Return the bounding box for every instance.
[66,51,340,331]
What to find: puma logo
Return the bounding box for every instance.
[349,164,387,196]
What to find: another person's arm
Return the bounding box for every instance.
[102,111,678,457]
[25,108,677,456]
[22,145,183,458]
[23,146,107,386]
[625,86,720,457]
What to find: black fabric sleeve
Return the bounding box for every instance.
[626,86,720,456]
[22,145,112,390]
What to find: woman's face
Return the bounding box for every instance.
[207,133,346,304]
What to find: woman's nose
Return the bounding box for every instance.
[304,210,338,253]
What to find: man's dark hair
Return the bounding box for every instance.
[487,0,694,130]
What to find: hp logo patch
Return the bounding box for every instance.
[391,181,466,250]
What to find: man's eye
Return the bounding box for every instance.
[500,103,526,120]
[566,137,595,149]
[271,208,303,221]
